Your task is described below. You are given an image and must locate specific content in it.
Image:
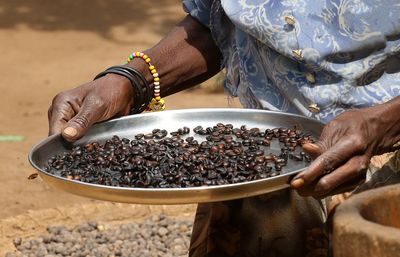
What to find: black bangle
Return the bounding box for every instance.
[119,65,152,105]
[94,64,153,114]
[106,65,152,108]
[105,67,147,113]
[94,68,145,114]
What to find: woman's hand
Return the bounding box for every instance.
[47,15,223,142]
[291,98,400,198]
[48,74,134,142]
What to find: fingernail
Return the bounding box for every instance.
[63,127,77,138]
[291,178,305,188]
[303,143,319,152]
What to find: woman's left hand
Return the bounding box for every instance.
[290,98,400,199]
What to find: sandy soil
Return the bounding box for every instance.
[0,0,241,219]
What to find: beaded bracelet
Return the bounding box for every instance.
[127,52,165,111]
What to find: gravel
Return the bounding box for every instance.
[6,215,192,257]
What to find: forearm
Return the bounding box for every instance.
[127,15,223,97]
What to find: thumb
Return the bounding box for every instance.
[62,100,105,142]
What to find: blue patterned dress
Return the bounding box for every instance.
[182,1,400,256]
[184,0,400,123]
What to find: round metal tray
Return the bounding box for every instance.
[29,108,323,204]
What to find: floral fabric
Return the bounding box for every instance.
[183,0,400,123]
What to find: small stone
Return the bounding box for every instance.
[173,237,185,245]
[42,235,52,244]
[157,227,169,237]
[172,244,185,254]
[7,213,197,257]
[179,224,189,232]
[97,225,105,231]
[87,221,98,228]
[13,237,22,247]
[21,241,31,250]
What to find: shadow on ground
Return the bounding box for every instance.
[0,0,181,42]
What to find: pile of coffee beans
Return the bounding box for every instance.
[44,124,314,188]
[7,215,192,257]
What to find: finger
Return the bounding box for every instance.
[310,155,369,198]
[296,174,365,198]
[291,137,363,189]
[48,101,78,136]
[302,142,324,159]
[291,142,323,189]
[62,97,106,142]
[309,175,366,200]
[295,156,368,198]
[323,176,366,197]
[313,155,369,195]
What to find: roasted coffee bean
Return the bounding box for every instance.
[185,136,194,143]
[242,139,251,146]
[248,145,259,151]
[135,133,144,140]
[154,132,166,139]
[198,129,208,136]
[44,124,314,188]
[193,125,203,133]
[249,127,260,137]
[293,154,303,161]
[275,158,286,165]
[152,128,160,134]
[183,127,190,134]
[85,143,94,152]
[170,131,179,136]
[205,127,213,134]
[211,131,220,137]
[255,150,264,156]
[211,136,222,142]
[210,146,219,153]
[144,133,154,139]
[255,155,265,164]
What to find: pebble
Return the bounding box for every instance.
[7,215,192,257]
[157,227,169,237]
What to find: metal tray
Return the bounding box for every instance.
[29,108,323,204]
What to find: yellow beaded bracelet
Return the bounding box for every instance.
[127,52,165,112]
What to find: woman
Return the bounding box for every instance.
[48,1,400,256]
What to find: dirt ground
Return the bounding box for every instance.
[0,0,241,219]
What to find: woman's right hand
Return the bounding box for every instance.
[48,74,134,142]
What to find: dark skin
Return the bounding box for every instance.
[48,15,400,199]
[48,15,222,140]
[291,97,400,198]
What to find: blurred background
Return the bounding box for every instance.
[0,0,241,218]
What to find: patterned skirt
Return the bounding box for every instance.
[188,151,400,257]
